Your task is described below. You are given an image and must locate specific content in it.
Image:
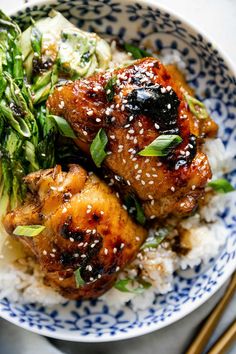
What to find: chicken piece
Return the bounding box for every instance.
[3,164,146,299]
[47,58,216,219]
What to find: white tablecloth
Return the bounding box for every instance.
[0,1,236,353]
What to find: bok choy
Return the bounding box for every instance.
[0,11,57,219]
[20,10,111,103]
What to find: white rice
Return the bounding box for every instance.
[0,49,235,308]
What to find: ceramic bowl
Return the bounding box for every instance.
[0,0,235,342]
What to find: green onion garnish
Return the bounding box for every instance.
[74,268,85,288]
[31,26,42,56]
[105,75,117,102]
[184,93,208,120]
[124,194,146,225]
[49,115,76,139]
[124,43,151,59]
[115,278,151,294]
[141,227,169,250]
[208,178,234,194]
[138,134,182,157]
[13,225,45,237]
[90,128,108,168]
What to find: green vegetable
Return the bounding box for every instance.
[13,225,45,237]
[208,178,234,194]
[49,115,76,139]
[124,194,146,225]
[90,128,108,168]
[20,10,111,103]
[31,26,42,55]
[124,42,151,59]
[141,227,169,250]
[184,93,208,120]
[105,75,117,102]
[74,268,85,287]
[115,278,151,294]
[138,134,182,157]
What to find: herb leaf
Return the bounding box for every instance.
[208,178,234,194]
[74,268,85,288]
[115,278,151,294]
[141,227,169,250]
[124,194,146,225]
[13,225,45,237]
[105,75,117,102]
[139,134,182,157]
[31,26,42,55]
[49,115,76,139]
[124,43,151,59]
[90,128,108,167]
[184,93,208,119]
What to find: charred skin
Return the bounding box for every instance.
[3,165,146,299]
[47,58,217,219]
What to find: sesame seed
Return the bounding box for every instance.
[171,186,175,192]
[90,277,94,281]
[81,254,86,258]
[43,250,47,255]
[115,266,120,272]
[104,248,109,255]
[149,181,154,185]
[154,123,160,129]
[192,185,196,190]
[87,110,93,116]
[50,253,55,258]
[150,215,156,219]
[58,101,65,109]
[74,253,79,258]
[98,274,102,279]
[136,236,140,241]
[96,118,101,122]
[113,247,117,254]
[120,243,125,249]
[86,265,92,271]
[69,237,75,242]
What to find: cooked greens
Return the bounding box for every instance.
[20,10,111,103]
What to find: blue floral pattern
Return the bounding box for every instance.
[2,0,235,341]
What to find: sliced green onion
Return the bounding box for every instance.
[105,75,117,102]
[124,43,151,59]
[139,134,182,157]
[208,178,234,194]
[141,227,169,250]
[115,278,151,294]
[124,194,146,225]
[184,93,208,119]
[49,115,76,139]
[74,268,85,288]
[13,225,45,237]
[31,26,42,55]
[134,198,146,225]
[90,128,108,168]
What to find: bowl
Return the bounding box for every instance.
[0,0,236,342]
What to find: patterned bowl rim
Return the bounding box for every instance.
[1,0,236,342]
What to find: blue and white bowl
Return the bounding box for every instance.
[1,0,235,342]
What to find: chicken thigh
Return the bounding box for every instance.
[3,164,146,299]
[47,58,217,219]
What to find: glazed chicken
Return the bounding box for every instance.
[3,164,146,299]
[47,58,218,219]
